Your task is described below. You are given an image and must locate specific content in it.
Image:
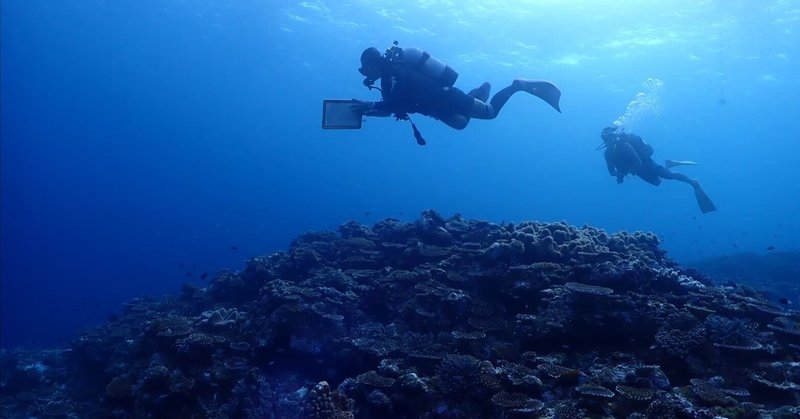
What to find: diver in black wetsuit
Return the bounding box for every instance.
[352,43,561,141]
[600,126,717,213]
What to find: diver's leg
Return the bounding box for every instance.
[635,161,662,185]
[658,166,716,212]
[441,87,496,126]
[636,172,662,186]
[488,84,519,116]
[467,82,491,102]
[441,114,468,130]
[467,98,496,120]
[657,166,694,185]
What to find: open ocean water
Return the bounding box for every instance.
[1,2,799,417]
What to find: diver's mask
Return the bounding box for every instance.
[597,127,619,150]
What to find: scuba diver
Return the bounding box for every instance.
[352,42,562,145]
[599,126,717,214]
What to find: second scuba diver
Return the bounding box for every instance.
[599,126,717,214]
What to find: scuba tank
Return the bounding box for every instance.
[386,41,458,88]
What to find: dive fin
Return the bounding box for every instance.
[514,79,562,113]
[666,159,699,169]
[692,181,717,214]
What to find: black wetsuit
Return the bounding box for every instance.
[372,58,473,121]
[604,132,668,185]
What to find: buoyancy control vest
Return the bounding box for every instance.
[621,133,654,159]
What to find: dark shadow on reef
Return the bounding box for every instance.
[691,251,800,306]
[1,210,799,418]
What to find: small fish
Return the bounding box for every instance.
[178,262,185,268]
[778,298,791,305]
[200,272,209,280]
[185,272,193,277]
[767,246,775,251]
[733,243,738,249]
[230,245,238,250]
[364,211,371,216]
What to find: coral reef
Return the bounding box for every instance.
[1,211,799,418]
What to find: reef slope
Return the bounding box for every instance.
[2,211,799,418]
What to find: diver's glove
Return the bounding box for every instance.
[352,100,391,117]
[350,99,375,114]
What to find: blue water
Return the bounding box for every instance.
[1,0,798,348]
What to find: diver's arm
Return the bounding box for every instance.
[604,150,618,176]
[606,147,627,183]
[605,160,617,177]
[369,100,393,117]
[352,68,395,118]
[629,134,654,158]
[618,143,643,172]
[351,100,392,117]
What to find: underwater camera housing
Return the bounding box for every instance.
[321,99,363,129]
